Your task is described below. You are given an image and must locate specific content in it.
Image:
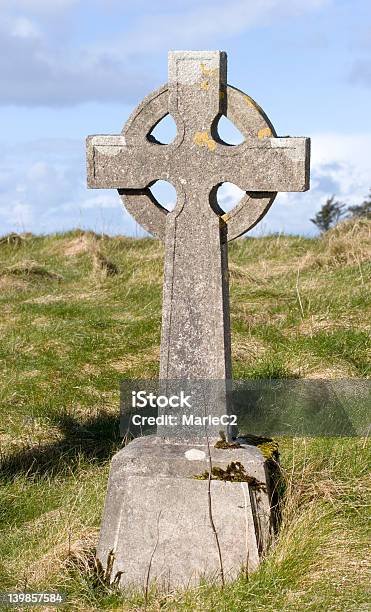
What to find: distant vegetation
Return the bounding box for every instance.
[311,190,371,232]
[348,189,371,220]
[0,219,369,610]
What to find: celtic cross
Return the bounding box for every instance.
[87,50,310,387]
[90,52,311,588]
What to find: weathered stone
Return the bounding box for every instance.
[97,435,271,588]
[87,50,310,589]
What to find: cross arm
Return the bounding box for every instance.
[86,135,167,189]
[222,137,310,192]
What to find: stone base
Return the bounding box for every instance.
[97,436,272,590]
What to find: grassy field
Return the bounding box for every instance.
[0,219,370,611]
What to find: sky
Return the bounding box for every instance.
[0,0,370,237]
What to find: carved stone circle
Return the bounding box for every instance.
[119,83,277,241]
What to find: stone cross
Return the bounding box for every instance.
[87,50,309,435]
[89,51,310,589]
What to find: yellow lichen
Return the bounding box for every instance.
[258,127,272,140]
[200,62,217,77]
[199,63,218,91]
[193,131,216,151]
[244,96,256,109]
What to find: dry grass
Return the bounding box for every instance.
[110,345,160,373]
[91,252,119,278]
[301,218,371,270]
[63,235,96,257]
[232,336,267,361]
[29,529,98,587]
[295,313,370,337]
[298,363,358,378]
[228,263,260,283]
[0,232,33,246]
[0,260,63,281]
[0,275,29,291]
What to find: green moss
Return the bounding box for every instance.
[214,439,241,449]
[214,430,241,449]
[193,461,266,490]
[238,433,280,462]
[257,441,280,461]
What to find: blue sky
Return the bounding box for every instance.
[1,0,370,237]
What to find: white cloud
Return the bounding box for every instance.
[0,16,152,106]
[0,138,138,235]
[79,193,119,210]
[0,0,330,107]
[11,16,41,39]
[106,0,331,57]
[311,132,370,201]
[26,161,50,180]
[0,201,33,232]
[0,0,79,11]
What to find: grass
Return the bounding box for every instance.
[0,219,370,610]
